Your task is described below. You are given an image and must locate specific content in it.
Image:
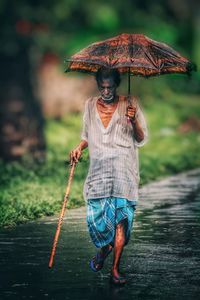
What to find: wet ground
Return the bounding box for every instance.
[0,169,200,300]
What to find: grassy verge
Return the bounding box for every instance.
[1,92,200,227]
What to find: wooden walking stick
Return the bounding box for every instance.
[48,160,77,268]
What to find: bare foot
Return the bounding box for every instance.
[111,268,126,284]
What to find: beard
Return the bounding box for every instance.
[101,94,115,103]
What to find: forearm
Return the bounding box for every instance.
[131,119,144,143]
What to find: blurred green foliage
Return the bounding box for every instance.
[0,91,200,227]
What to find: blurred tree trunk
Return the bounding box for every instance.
[0,48,46,161]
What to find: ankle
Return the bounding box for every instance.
[102,244,112,251]
[111,266,119,273]
[100,244,112,255]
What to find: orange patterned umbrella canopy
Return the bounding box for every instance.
[65,33,196,77]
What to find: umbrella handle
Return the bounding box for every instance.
[128,67,131,95]
[126,92,132,123]
[126,67,132,123]
[126,93,138,124]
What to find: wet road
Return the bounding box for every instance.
[0,169,200,300]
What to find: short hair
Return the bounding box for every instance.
[95,67,121,87]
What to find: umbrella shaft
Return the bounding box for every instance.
[128,67,131,95]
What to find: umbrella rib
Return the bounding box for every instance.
[114,36,122,67]
[143,47,159,72]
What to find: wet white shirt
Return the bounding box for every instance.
[81,95,148,203]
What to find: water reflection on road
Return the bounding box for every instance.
[0,169,200,300]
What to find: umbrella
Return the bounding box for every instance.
[64,33,196,102]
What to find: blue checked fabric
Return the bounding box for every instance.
[86,196,136,248]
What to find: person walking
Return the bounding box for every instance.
[70,67,148,285]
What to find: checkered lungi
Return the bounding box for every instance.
[86,196,136,248]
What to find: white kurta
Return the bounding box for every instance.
[81,95,148,203]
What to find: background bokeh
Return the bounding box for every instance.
[0,0,199,226]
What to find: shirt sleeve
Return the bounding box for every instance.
[131,97,149,148]
[80,98,89,142]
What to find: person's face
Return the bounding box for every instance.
[98,78,117,103]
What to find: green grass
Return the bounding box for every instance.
[1,92,200,227]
